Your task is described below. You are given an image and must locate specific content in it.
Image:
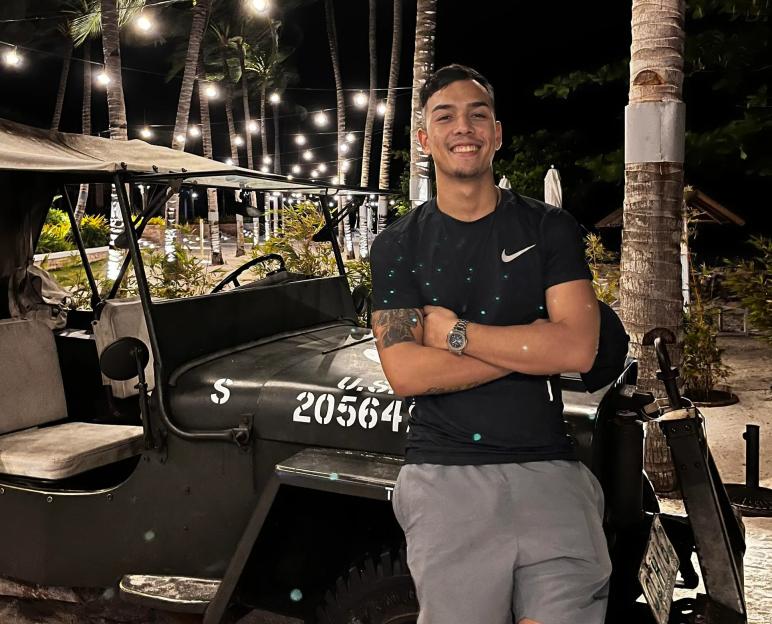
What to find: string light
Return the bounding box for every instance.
[248,120,259,134]
[175,133,185,143]
[205,84,219,99]
[3,47,21,67]
[260,165,269,173]
[269,92,280,104]
[262,155,272,165]
[294,134,306,145]
[310,170,319,178]
[331,176,339,185]
[353,91,368,109]
[191,192,199,199]
[339,143,349,154]
[287,174,294,180]
[302,150,313,161]
[140,126,153,139]
[313,111,328,127]
[135,14,153,33]
[341,160,350,172]
[345,132,356,143]
[96,69,111,86]
[377,101,387,116]
[317,163,327,173]
[234,135,244,146]
[225,158,234,165]
[249,0,270,13]
[292,164,301,174]
[188,125,200,138]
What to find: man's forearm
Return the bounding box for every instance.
[464,320,597,375]
[379,342,510,396]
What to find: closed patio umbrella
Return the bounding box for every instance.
[544,165,562,208]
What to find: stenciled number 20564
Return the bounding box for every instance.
[292,391,412,432]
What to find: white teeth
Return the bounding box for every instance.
[452,145,479,153]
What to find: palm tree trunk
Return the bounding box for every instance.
[100,0,128,281]
[409,0,436,209]
[74,42,92,224]
[166,0,211,257]
[225,92,240,163]
[621,0,686,494]
[51,42,73,130]
[324,0,347,251]
[374,0,402,246]
[100,0,127,141]
[197,56,225,265]
[260,84,269,161]
[272,102,281,174]
[352,0,377,259]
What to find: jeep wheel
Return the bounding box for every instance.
[316,546,418,624]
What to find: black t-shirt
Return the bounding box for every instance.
[370,189,593,465]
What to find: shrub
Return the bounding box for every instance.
[585,233,619,305]
[45,207,70,227]
[252,201,337,278]
[144,244,216,299]
[147,216,165,226]
[723,236,771,342]
[37,223,74,253]
[78,214,110,248]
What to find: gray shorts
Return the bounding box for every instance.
[392,460,611,624]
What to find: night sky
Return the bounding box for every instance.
[0,1,766,252]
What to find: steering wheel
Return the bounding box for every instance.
[210,253,286,293]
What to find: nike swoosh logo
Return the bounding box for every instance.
[501,244,536,263]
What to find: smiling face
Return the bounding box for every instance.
[418,79,502,182]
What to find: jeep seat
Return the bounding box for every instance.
[0,318,143,480]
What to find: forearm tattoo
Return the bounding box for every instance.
[425,381,481,395]
[373,308,423,349]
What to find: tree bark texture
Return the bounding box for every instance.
[100,0,127,141]
[239,43,254,170]
[51,42,72,131]
[622,0,686,494]
[260,84,269,161]
[273,103,281,174]
[375,0,402,241]
[409,0,436,208]
[74,42,92,223]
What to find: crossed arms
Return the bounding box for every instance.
[372,279,600,397]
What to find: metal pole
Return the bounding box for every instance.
[744,424,760,489]
[61,186,101,309]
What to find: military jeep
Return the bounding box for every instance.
[0,118,748,623]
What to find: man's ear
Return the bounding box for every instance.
[417,127,431,155]
[495,120,503,151]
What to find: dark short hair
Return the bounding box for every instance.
[419,64,495,111]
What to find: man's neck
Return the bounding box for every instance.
[435,175,500,222]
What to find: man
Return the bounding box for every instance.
[369,64,611,624]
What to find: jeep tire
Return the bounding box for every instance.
[316,546,418,624]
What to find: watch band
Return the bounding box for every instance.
[447,319,469,355]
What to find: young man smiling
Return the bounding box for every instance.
[369,65,611,624]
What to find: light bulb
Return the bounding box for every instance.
[225,158,234,165]
[269,92,280,104]
[331,177,339,185]
[188,126,200,137]
[140,127,153,139]
[294,135,306,145]
[175,133,186,143]
[248,120,259,133]
[292,164,301,174]
[136,15,153,32]
[260,165,269,173]
[341,160,350,172]
[377,101,387,116]
[345,132,356,143]
[234,135,244,146]
[191,192,199,199]
[302,150,313,161]
[318,163,327,173]
[250,0,269,13]
[3,48,21,67]
[205,84,219,99]
[353,91,368,109]
[310,170,319,179]
[262,155,272,165]
[339,143,349,154]
[96,71,111,86]
[286,174,294,180]
[313,111,328,127]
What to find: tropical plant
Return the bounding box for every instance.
[681,264,730,401]
[144,244,218,299]
[723,236,772,342]
[38,223,74,253]
[79,214,110,248]
[408,0,437,210]
[252,201,336,278]
[585,233,618,305]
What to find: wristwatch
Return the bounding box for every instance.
[447,319,469,356]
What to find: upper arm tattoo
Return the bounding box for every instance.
[373,308,423,349]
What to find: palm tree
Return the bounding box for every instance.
[196,53,225,264]
[74,41,92,223]
[324,0,352,255]
[204,21,241,164]
[620,0,686,493]
[374,0,402,245]
[356,0,377,259]
[409,0,437,208]
[100,0,129,141]
[51,39,73,131]
[165,0,212,256]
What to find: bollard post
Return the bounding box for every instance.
[743,424,760,489]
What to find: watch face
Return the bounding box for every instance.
[448,332,465,350]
